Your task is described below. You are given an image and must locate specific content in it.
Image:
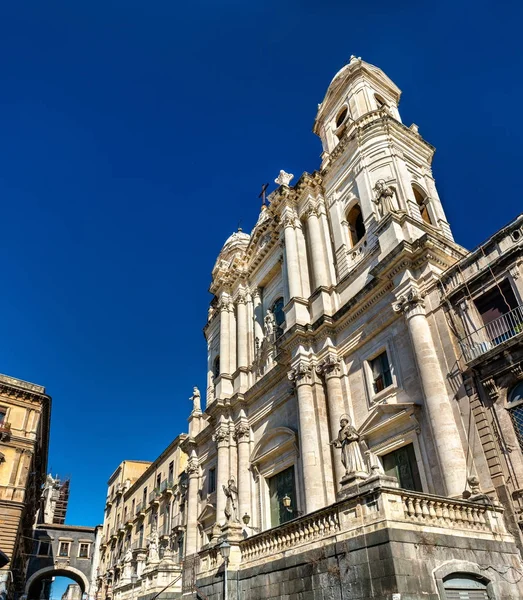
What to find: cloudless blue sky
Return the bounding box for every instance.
[0,0,522,539]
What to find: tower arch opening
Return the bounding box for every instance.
[347,204,366,247]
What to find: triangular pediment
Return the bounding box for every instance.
[358,402,420,438]
[197,502,216,524]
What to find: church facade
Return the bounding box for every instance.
[95,58,523,600]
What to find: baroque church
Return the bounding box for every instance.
[94,57,523,600]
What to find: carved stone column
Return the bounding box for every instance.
[228,301,237,374]
[236,293,248,369]
[219,297,230,375]
[305,205,329,290]
[393,290,467,497]
[252,288,264,344]
[235,418,251,523]
[283,215,302,299]
[289,362,325,513]
[213,419,230,533]
[185,451,199,557]
[316,355,346,488]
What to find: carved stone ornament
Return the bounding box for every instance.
[483,377,500,400]
[392,290,425,314]
[234,422,250,442]
[467,475,481,495]
[316,355,341,378]
[275,170,294,186]
[187,457,199,476]
[282,215,297,229]
[236,292,246,305]
[305,204,320,219]
[212,425,229,445]
[288,362,313,384]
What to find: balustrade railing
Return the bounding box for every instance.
[241,504,340,562]
[236,485,507,566]
[459,304,523,362]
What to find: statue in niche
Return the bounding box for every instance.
[189,386,201,412]
[146,527,159,563]
[330,415,369,480]
[223,477,240,523]
[264,309,276,340]
[122,549,133,579]
[373,179,399,219]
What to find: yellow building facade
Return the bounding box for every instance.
[0,374,51,600]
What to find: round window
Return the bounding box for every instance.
[509,381,523,405]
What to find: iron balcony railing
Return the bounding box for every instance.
[459,304,523,362]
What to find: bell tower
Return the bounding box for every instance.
[314,56,455,280]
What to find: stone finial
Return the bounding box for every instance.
[275,170,294,187]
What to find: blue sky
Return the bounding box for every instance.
[0,0,522,537]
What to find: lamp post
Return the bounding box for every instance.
[218,541,231,600]
[282,495,302,517]
[241,513,261,533]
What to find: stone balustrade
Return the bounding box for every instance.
[231,482,508,567]
[241,506,340,562]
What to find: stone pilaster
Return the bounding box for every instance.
[236,293,248,368]
[184,451,199,557]
[289,362,325,513]
[234,417,251,523]
[213,418,230,534]
[316,355,346,489]
[228,301,237,374]
[283,214,302,299]
[393,289,466,497]
[252,288,264,344]
[219,297,230,375]
[305,204,329,290]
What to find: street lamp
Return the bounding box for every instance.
[218,541,231,600]
[282,495,302,517]
[242,513,261,533]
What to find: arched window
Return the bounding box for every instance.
[271,297,285,337]
[336,106,348,128]
[413,186,433,225]
[212,356,220,380]
[443,573,489,600]
[508,381,523,452]
[347,204,366,247]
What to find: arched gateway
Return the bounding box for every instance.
[25,524,96,600]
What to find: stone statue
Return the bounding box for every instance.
[264,309,276,339]
[275,170,294,186]
[122,549,133,579]
[189,386,201,412]
[331,416,369,480]
[146,527,159,563]
[223,477,239,523]
[373,180,399,219]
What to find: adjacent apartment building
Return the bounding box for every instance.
[0,374,51,600]
[95,57,523,600]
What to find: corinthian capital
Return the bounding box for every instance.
[236,292,246,305]
[392,290,425,314]
[212,424,229,446]
[234,422,250,442]
[282,214,298,229]
[187,452,199,477]
[288,361,313,385]
[316,354,342,378]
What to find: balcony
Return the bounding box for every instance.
[160,479,174,496]
[459,304,523,363]
[149,488,161,505]
[0,422,11,442]
[134,502,145,518]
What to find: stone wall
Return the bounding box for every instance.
[195,528,523,600]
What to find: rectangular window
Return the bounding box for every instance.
[138,524,144,548]
[156,474,161,489]
[208,468,216,494]
[370,351,393,393]
[268,466,297,527]
[143,487,147,504]
[0,408,6,425]
[381,444,422,492]
[38,541,51,556]
[78,543,90,559]
[168,461,174,484]
[58,542,70,557]
[131,499,135,514]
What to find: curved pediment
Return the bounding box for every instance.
[250,427,297,466]
[197,502,216,524]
